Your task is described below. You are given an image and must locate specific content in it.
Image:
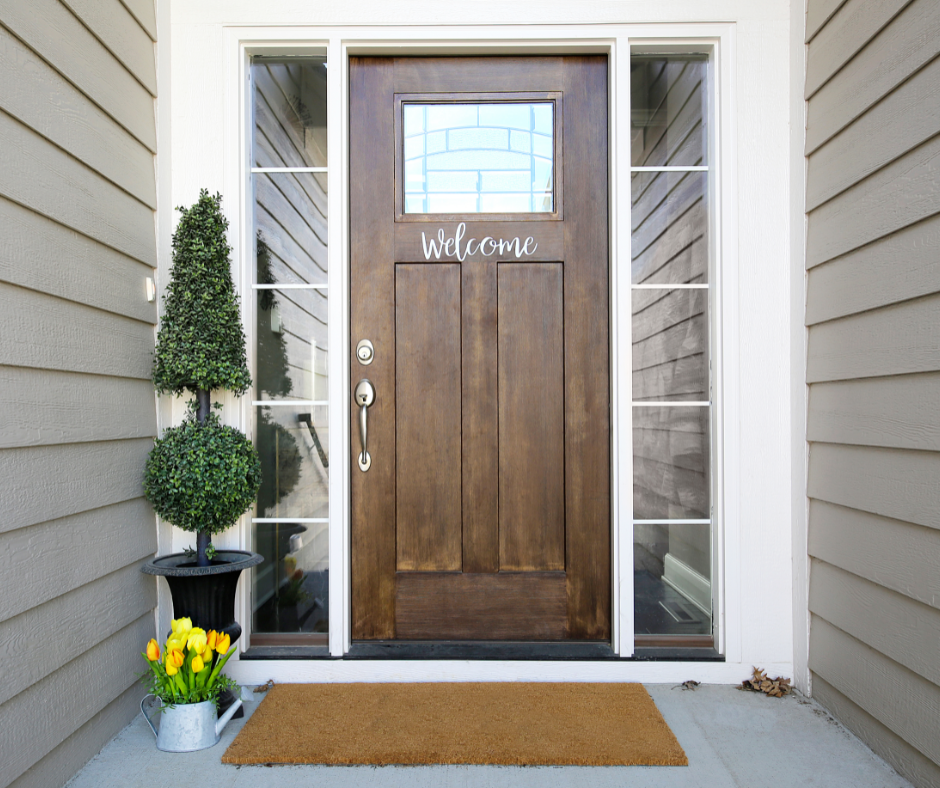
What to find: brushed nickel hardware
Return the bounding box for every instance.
[355,379,375,471]
[356,339,374,365]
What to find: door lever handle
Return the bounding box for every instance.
[354,379,375,472]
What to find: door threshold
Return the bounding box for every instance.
[240,642,725,661]
[345,641,617,660]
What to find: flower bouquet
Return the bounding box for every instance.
[138,617,244,752]
[141,617,237,707]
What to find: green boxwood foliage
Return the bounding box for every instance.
[152,190,251,396]
[145,410,262,535]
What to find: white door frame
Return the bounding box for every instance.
[217,22,751,683]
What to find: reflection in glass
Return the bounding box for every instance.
[632,289,708,401]
[634,523,711,636]
[252,57,327,168]
[256,405,329,520]
[252,518,329,635]
[403,102,554,214]
[631,171,708,284]
[633,406,709,520]
[631,56,706,168]
[254,284,328,402]
[254,173,328,285]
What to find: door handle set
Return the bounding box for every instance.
[354,378,375,472]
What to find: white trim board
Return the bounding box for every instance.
[158,12,798,680]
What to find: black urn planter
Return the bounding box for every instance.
[142,550,263,717]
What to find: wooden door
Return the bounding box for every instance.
[350,56,609,641]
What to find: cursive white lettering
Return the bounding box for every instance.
[420,222,541,261]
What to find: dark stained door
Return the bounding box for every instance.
[350,56,609,641]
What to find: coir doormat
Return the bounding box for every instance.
[221,682,687,766]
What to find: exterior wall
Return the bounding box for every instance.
[0,1,158,786]
[804,1,940,785]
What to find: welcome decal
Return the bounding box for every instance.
[421,222,539,261]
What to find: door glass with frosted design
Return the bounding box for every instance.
[403,102,554,214]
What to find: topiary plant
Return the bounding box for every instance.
[152,190,252,400]
[144,409,262,536]
[147,190,260,566]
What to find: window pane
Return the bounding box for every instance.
[255,405,329,520]
[635,522,711,636]
[632,289,708,402]
[252,57,327,168]
[252,520,329,635]
[633,406,709,520]
[255,173,328,285]
[631,57,707,168]
[255,288,328,402]
[632,171,708,284]
[403,102,554,214]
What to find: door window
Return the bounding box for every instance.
[402,102,555,214]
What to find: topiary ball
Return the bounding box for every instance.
[144,411,261,535]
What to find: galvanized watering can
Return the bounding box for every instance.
[141,695,243,752]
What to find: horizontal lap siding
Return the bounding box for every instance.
[0,1,157,787]
[805,0,940,784]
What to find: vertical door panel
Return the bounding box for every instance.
[395,264,462,571]
[461,260,500,573]
[498,263,566,572]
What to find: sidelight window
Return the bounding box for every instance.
[249,55,330,644]
[630,54,714,645]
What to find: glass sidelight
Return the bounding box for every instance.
[249,56,330,643]
[630,53,714,644]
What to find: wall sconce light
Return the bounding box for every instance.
[146,277,156,303]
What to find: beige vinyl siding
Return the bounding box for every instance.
[0,2,157,787]
[805,0,940,785]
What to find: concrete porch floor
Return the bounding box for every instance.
[66,684,911,788]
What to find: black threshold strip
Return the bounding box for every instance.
[241,642,724,662]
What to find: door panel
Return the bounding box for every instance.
[497,263,565,572]
[395,264,462,571]
[461,259,499,573]
[396,573,567,640]
[350,56,609,642]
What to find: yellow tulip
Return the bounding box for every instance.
[167,648,184,669]
[166,661,179,677]
[171,617,192,637]
[192,654,205,673]
[206,630,218,650]
[216,633,231,654]
[145,639,160,662]
[187,628,208,653]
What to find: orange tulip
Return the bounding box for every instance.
[215,633,231,654]
[206,630,218,650]
[145,639,160,662]
[167,648,185,669]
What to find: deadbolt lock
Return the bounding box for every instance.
[356,339,374,365]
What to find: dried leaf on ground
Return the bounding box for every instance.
[740,666,791,697]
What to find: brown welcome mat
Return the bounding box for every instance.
[222,682,687,766]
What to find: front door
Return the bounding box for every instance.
[350,56,609,641]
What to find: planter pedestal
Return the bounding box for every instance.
[142,550,263,718]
